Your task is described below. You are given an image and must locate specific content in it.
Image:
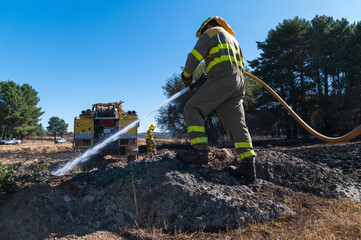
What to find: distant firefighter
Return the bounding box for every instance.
[146,124,157,158]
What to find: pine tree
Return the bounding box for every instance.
[47,117,68,140]
[0,81,44,139]
[249,17,311,138]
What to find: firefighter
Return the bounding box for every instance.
[146,124,157,158]
[177,16,256,183]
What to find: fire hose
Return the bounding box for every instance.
[243,71,361,143]
[52,71,361,176]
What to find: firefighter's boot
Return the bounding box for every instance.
[177,148,208,165]
[226,157,256,183]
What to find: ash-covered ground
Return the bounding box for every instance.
[0,139,360,240]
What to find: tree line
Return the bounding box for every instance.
[0,80,68,139]
[157,15,361,141]
[249,15,360,138]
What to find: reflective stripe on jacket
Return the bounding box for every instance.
[183,26,244,78]
[146,129,154,140]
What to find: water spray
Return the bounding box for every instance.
[52,86,191,176]
[52,72,361,176]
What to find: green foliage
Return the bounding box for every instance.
[156,64,205,140]
[156,63,260,143]
[28,161,50,174]
[47,116,68,139]
[249,15,361,137]
[36,123,46,137]
[244,66,262,111]
[264,226,273,235]
[158,15,361,139]
[0,160,51,194]
[155,63,225,143]
[0,81,44,139]
[249,17,311,138]
[283,198,291,204]
[0,161,22,193]
[273,221,282,228]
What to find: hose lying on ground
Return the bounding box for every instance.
[244,71,361,143]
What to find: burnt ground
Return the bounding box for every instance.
[156,137,361,184]
[0,137,360,239]
[269,141,361,183]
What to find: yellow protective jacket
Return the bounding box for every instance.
[183,26,244,79]
[146,129,154,140]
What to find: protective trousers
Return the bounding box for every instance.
[146,139,156,156]
[183,71,255,161]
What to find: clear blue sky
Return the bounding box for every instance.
[1,0,360,133]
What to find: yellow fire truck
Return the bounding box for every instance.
[73,102,138,159]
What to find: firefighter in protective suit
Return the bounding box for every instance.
[177,16,256,183]
[146,124,157,158]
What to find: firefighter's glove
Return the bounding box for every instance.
[181,72,193,87]
[190,73,207,90]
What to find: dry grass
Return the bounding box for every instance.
[48,194,361,240]
[2,138,360,239]
[302,198,361,239]
[137,137,186,146]
[121,197,361,240]
[223,194,361,240]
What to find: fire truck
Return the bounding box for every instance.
[73,102,138,159]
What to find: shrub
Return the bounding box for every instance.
[0,161,22,193]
